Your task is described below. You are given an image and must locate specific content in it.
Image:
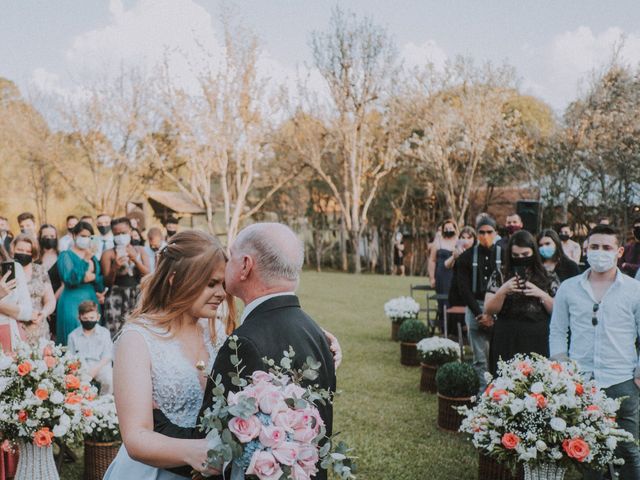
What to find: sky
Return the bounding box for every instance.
[2,0,640,112]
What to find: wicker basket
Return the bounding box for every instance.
[84,440,120,480]
[400,342,420,366]
[420,363,438,393]
[437,393,473,432]
[478,452,523,480]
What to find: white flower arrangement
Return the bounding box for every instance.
[416,337,460,366]
[458,354,633,472]
[384,297,420,323]
[82,394,120,443]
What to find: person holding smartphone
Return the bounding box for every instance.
[483,230,558,375]
[0,245,33,350]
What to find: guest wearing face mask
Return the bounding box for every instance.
[17,212,37,236]
[58,215,79,252]
[164,216,179,241]
[38,224,58,271]
[0,242,33,350]
[445,226,476,270]
[67,300,114,395]
[558,224,581,264]
[429,219,458,331]
[484,230,558,374]
[143,227,166,273]
[537,229,580,283]
[11,234,56,345]
[95,213,114,260]
[101,217,150,337]
[619,217,640,278]
[130,228,144,247]
[0,216,13,253]
[56,221,105,346]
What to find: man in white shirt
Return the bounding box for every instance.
[95,213,114,260]
[558,223,582,264]
[58,215,79,252]
[550,224,640,479]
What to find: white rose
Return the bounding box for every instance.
[550,417,566,432]
[606,437,617,451]
[59,414,71,427]
[53,423,69,438]
[50,391,64,405]
[0,356,12,370]
[536,440,547,451]
[530,382,544,394]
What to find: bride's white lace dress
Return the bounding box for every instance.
[103,318,226,479]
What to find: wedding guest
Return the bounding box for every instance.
[11,234,56,344]
[101,217,150,337]
[550,224,640,479]
[130,228,144,246]
[80,215,94,226]
[95,213,114,260]
[497,213,523,249]
[558,224,581,264]
[164,216,179,240]
[17,211,37,236]
[457,214,502,390]
[537,229,580,282]
[68,300,114,395]
[38,223,59,271]
[144,227,166,273]
[444,226,476,270]
[0,216,12,253]
[484,230,557,374]
[57,221,105,346]
[393,231,405,276]
[58,215,79,252]
[429,219,458,330]
[0,244,32,348]
[619,217,640,277]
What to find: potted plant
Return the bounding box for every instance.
[435,361,478,432]
[82,395,121,480]
[458,354,633,480]
[397,319,428,366]
[417,336,460,393]
[384,296,420,341]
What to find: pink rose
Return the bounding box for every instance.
[272,441,300,466]
[284,383,306,399]
[258,387,288,415]
[228,416,262,443]
[293,408,325,433]
[251,371,273,384]
[297,444,319,475]
[293,427,317,444]
[290,463,311,480]
[273,409,301,432]
[259,425,286,448]
[246,450,283,480]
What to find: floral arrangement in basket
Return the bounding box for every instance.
[458,354,633,472]
[199,336,356,480]
[82,395,120,443]
[383,297,420,323]
[0,339,98,449]
[417,337,460,366]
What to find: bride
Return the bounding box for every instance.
[104,230,341,479]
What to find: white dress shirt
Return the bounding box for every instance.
[68,325,114,366]
[58,233,74,252]
[549,268,640,388]
[239,292,295,324]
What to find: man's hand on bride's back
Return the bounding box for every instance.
[186,438,220,478]
[323,328,342,369]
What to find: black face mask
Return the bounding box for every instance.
[634,227,640,241]
[40,238,58,250]
[131,239,142,247]
[443,231,456,238]
[150,246,160,252]
[13,253,33,266]
[558,234,570,242]
[166,229,176,238]
[97,225,110,236]
[80,321,98,331]
[510,255,534,267]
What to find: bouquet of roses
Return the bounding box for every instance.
[82,394,120,443]
[199,336,356,480]
[416,336,460,366]
[0,339,98,449]
[384,297,420,323]
[458,354,633,471]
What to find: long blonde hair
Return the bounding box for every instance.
[129,230,236,343]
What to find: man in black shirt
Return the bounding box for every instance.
[456,214,501,391]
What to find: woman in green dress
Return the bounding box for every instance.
[56,221,105,345]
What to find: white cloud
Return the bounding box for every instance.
[400,40,447,71]
[521,26,640,110]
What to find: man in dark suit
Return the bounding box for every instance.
[154,223,336,479]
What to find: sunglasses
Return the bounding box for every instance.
[592,303,599,326]
[478,230,495,235]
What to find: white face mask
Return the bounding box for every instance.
[75,236,91,250]
[114,234,131,246]
[587,250,618,273]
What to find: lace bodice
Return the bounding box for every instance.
[119,318,227,428]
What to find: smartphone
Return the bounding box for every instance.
[513,266,527,289]
[1,261,15,282]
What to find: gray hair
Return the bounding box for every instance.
[234,223,304,284]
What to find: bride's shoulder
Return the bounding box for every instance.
[117,318,170,345]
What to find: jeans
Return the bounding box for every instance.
[465,303,491,392]
[584,379,640,480]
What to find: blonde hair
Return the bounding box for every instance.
[129,230,236,343]
[12,233,41,262]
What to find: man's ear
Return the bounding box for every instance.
[618,245,625,259]
[241,255,254,280]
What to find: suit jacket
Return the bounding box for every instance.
[154,295,336,479]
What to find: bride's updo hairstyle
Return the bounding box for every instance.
[129,229,236,343]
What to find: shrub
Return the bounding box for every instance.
[397,319,428,343]
[417,337,460,366]
[436,361,479,398]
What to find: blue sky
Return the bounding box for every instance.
[2,0,640,110]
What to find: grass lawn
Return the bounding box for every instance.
[60,270,581,480]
